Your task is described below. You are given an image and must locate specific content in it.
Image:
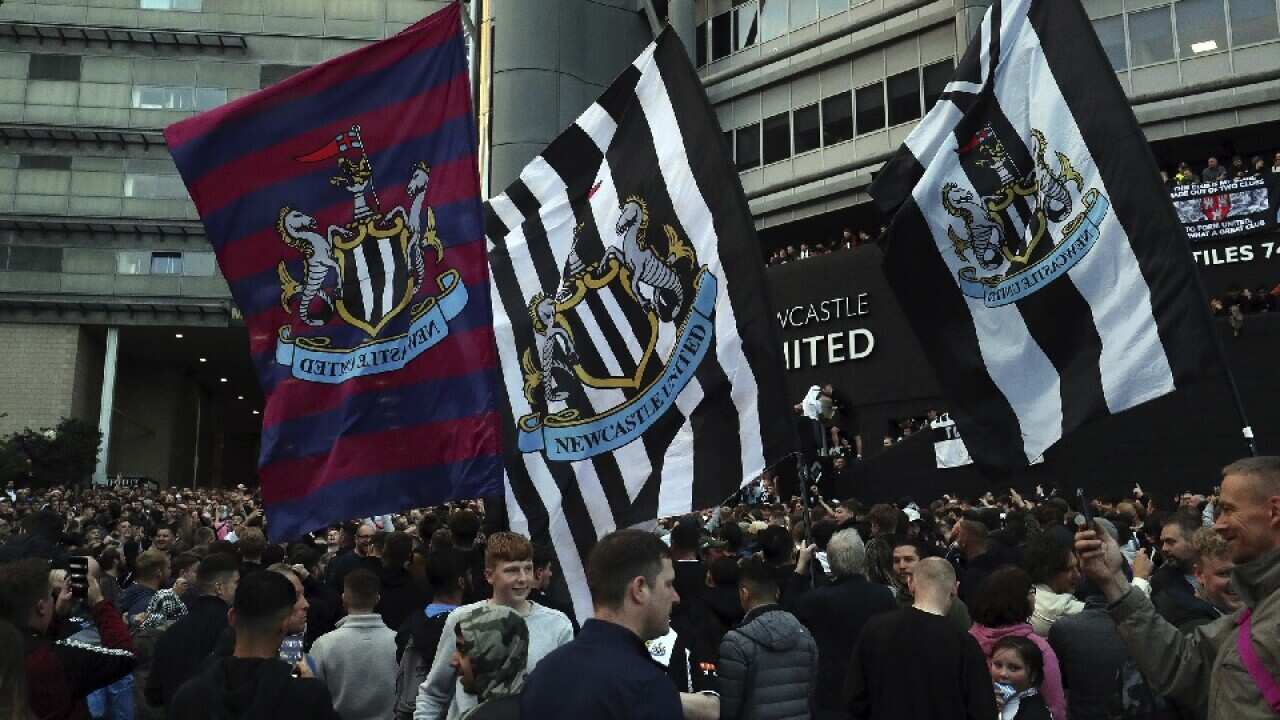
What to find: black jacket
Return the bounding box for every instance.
[846,607,996,720]
[788,573,897,717]
[147,595,230,707]
[167,656,341,720]
[468,695,522,720]
[522,619,682,720]
[375,565,431,634]
[1151,567,1219,632]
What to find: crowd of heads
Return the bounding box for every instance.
[1165,150,1280,186]
[0,453,1278,718]
[766,225,886,266]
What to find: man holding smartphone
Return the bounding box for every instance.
[0,557,136,719]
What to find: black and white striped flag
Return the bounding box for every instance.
[871,0,1217,468]
[484,31,794,621]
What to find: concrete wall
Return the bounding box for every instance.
[107,362,184,484]
[0,322,85,436]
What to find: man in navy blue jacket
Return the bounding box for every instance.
[521,530,685,719]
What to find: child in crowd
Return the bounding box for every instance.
[991,636,1053,720]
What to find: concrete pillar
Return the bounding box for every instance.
[667,0,696,59]
[955,0,993,46]
[93,327,119,485]
[487,0,652,191]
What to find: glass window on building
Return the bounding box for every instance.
[1228,0,1280,46]
[195,87,228,111]
[1128,6,1174,65]
[1176,0,1228,56]
[1092,15,1128,70]
[762,112,790,164]
[760,0,788,42]
[125,173,189,200]
[887,69,922,126]
[734,1,758,51]
[723,129,734,158]
[855,82,885,135]
[182,252,217,277]
[819,0,848,18]
[116,251,150,275]
[141,0,201,9]
[711,12,732,61]
[27,54,81,82]
[793,104,820,154]
[790,0,817,29]
[735,123,761,171]
[1,246,62,273]
[821,91,853,145]
[260,64,306,89]
[150,251,183,275]
[696,22,708,66]
[922,60,954,110]
[133,85,195,110]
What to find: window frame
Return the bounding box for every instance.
[792,103,821,155]
[854,81,886,136]
[820,90,854,147]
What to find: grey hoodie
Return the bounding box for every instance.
[718,605,819,720]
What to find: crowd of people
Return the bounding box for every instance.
[1164,151,1280,187]
[0,454,1278,719]
[766,226,885,266]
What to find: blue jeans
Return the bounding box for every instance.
[86,673,135,720]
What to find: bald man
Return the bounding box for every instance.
[1076,456,1280,720]
[844,557,995,719]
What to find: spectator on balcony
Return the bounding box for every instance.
[1173,161,1196,185]
[1272,151,1280,174]
[1251,156,1266,176]
[1201,156,1227,183]
[1230,155,1248,179]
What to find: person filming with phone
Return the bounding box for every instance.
[1074,457,1280,720]
[0,556,136,720]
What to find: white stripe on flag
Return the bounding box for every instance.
[488,192,525,232]
[518,157,628,540]
[352,245,375,322]
[377,236,396,317]
[586,160,655,502]
[632,45,769,486]
[1016,19,1176,412]
[576,102,617,152]
[487,231,596,623]
[912,141,1065,461]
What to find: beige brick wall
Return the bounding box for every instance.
[0,322,83,437]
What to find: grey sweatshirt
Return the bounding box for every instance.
[311,613,399,720]
[413,600,573,720]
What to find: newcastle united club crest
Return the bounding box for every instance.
[943,124,1111,306]
[273,125,468,384]
[515,197,718,462]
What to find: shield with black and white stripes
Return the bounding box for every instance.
[485,30,794,623]
[334,226,413,337]
[871,0,1217,468]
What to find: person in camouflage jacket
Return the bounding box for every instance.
[456,605,529,720]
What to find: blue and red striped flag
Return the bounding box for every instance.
[165,3,500,541]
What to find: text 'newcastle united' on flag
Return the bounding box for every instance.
[485,30,794,621]
[165,4,501,541]
[870,0,1217,468]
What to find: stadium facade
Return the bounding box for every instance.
[0,0,1277,486]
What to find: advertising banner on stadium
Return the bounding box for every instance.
[1172,174,1280,242]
